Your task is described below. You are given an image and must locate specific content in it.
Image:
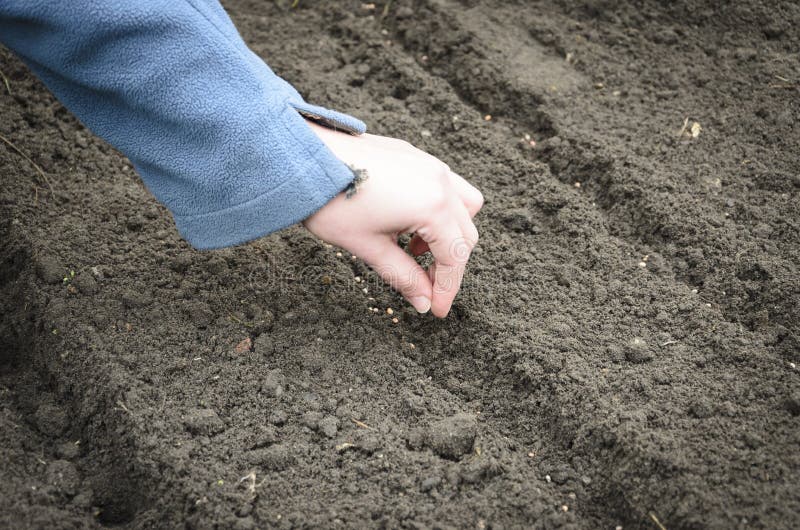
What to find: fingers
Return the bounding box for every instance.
[417,212,473,318]
[408,173,480,257]
[357,237,433,313]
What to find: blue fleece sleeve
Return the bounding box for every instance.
[0,0,366,249]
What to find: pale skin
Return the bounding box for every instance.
[303,122,484,318]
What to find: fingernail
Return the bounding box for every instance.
[408,296,431,314]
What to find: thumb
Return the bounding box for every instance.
[356,237,433,313]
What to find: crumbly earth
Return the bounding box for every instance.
[1,0,798,528]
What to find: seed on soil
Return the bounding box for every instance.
[386,308,394,315]
[638,261,647,268]
[354,276,361,282]
[574,182,581,188]
[409,343,416,349]
[336,252,342,257]
[561,505,569,512]
[392,317,399,324]
[484,114,492,121]
[545,475,551,482]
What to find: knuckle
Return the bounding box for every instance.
[427,182,450,210]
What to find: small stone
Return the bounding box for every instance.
[784,393,800,416]
[248,443,293,471]
[184,301,213,328]
[55,441,80,460]
[624,337,654,364]
[396,5,414,18]
[34,403,69,437]
[184,408,225,436]
[302,411,324,430]
[420,476,441,492]
[45,460,81,496]
[425,413,478,459]
[36,256,64,284]
[71,272,98,295]
[269,409,288,426]
[206,257,229,276]
[233,337,252,354]
[121,290,151,309]
[688,399,714,419]
[318,416,339,438]
[262,370,285,398]
[170,255,193,273]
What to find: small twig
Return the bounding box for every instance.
[659,340,678,347]
[774,74,791,83]
[115,400,131,414]
[0,69,10,95]
[351,418,373,430]
[0,132,54,196]
[649,512,668,530]
[228,313,254,329]
[382,0,393,17]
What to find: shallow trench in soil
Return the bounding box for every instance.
[1,0,798,528]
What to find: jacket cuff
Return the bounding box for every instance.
[289,100,367,135]
[172,102,360,249]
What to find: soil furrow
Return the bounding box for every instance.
[387,0,800,361]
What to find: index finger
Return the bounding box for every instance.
[420,218,471,317]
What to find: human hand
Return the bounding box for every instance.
[303,122,484,317]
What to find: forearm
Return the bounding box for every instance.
[0,0,365,249]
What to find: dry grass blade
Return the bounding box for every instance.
[0,69,10,95]
[0,132,54,196]
[649,512,668,530]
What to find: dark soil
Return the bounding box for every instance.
[1,0,798,528]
